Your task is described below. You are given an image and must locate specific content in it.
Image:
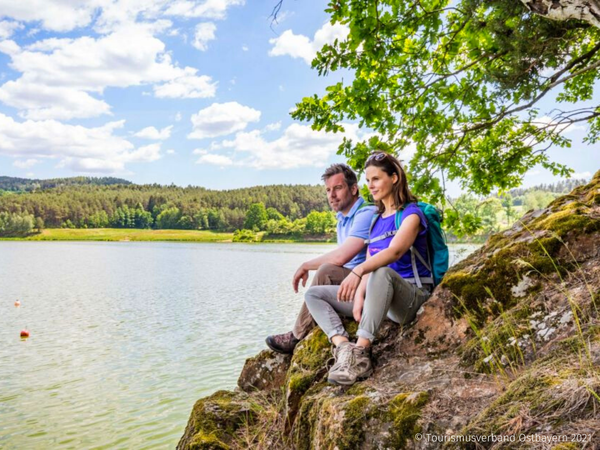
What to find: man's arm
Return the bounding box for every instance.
[292,236,365,292]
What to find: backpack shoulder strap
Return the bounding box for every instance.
[363,213,380,244]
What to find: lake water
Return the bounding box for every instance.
[0,242,478,449]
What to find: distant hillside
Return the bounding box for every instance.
[0,179,329,231]
[0,176,132,192]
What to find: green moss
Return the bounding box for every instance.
[291,328,331,371]
[443,234,573,326]
[183,390,255,449]
[291,383,328,450]
[293,391,373,450]
[337,396,371,450]
[189,432,229,450]
[337,318,359,339]
[288,373,314,394]
[384,392,429,448]
[534,209,600,236]
[345,383,373,396]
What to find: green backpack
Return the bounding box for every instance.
[366,202,449,288]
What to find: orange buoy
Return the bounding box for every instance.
[20,329,30,338]
[15,300,21,307]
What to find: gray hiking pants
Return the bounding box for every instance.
[304,267,431,342]
[292,263,352,340]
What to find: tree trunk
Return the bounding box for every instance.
[520,0,600,27]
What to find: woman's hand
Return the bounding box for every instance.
[337,269,362,302]
[353,294,364,322]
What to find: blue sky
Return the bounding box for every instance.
[0,0,597,196]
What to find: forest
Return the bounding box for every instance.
[0,175,588,239]
[0,177,330,237]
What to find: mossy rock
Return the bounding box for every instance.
[292,391,376,450]
[442,172,600,327]
[237,349,291,393]
[177,390,256,450]
[284,319,360,429]
[383,391,429,449]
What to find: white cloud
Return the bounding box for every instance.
[196,153,233,166]
[242,44,248,51]
[13,158,40,169]
[175,112,182,122]
[192,22,216,51]
[0,82,111,120]
[0,20,23,39]
[166,148,176,154]
[154,70,217,99]
[211,122,365,169]
[269,22,348,64]
[188,102,261,139]
[0,39,20,56]
[164,0,245,20]
[0,0,98,32]
[0,114,162,173]
[264,122,281,132]
[193,148,208,155]
[134,125,173,140]
[0,23,216,119]
[0,0,244,33]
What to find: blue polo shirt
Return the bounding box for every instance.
[336,197,376,269]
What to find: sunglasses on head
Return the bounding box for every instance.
[366,153,389,163]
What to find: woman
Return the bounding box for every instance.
[304,152,433,386]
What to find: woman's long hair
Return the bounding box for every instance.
[365,152,417,214]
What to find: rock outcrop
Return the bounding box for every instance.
[178,172,600,449]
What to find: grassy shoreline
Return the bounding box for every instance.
[0,228,234,242]
[0,228,335,243]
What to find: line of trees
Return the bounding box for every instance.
[0,182,330,235]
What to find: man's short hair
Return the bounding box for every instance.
[321,163,358,188]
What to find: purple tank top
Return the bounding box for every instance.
[367,203,431,279]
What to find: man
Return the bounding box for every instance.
[266,163,376,353]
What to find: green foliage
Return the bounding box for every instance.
[232,229,262,242]
[266,207,284,221]
[244,202,268,231]
[0,211,35,236]
[305,210,336,233]
[156,206,182,229]
[292,0,597,233]
[522,190,558,211]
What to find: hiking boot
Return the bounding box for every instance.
[327,341,373,386]
[265,331,299,354]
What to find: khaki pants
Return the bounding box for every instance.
[292,263,352,340]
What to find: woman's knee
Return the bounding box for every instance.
[369,266,394,284]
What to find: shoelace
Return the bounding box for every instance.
[336,345,356,372]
